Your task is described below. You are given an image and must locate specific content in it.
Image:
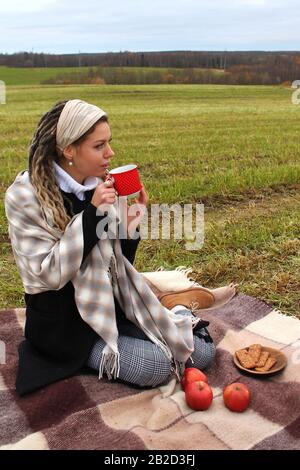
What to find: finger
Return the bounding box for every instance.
[103,194,116,201]
[103,188,116,194]
[138,194,147,205]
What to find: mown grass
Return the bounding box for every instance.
[0,84,299,315]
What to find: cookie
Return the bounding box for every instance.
[248,344,262,364]
[255,351,269,368]
[255,356,277,372]
[236,349,257,369]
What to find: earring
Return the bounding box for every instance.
[68,160,73,166]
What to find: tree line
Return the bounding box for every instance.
[1,50,300,84]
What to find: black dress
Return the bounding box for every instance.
[15,188,142,396]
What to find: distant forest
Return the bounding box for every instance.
[1,50,300,85]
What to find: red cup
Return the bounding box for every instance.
[107,164,142,198]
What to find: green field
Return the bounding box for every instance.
[0,83,299,315]
[0,66,223,86]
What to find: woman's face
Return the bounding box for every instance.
[62,121,115,182]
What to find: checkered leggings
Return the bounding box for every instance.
[86,308,216,388]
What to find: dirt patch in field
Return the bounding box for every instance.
[196,183,300,208]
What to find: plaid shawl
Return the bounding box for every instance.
[4,170,200,383]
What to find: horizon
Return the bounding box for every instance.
[2,49,300,56]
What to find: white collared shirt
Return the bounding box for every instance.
[53,161,100,201]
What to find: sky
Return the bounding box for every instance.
[1,0,300,54]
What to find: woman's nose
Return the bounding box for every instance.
[105,144,115,158]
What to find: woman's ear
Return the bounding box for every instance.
[62,144,75,161]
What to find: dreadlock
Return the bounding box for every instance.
[28,99,108,231]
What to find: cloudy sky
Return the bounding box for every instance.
[1,0,300,53]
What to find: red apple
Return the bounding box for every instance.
[185,380,213,411]
[223,383,251,412]
[181,367,208,391]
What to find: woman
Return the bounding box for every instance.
[5,99,232,397]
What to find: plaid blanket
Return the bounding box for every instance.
[1,293,300,450]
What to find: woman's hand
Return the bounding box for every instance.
[132,183,149,207]
[91,177,116,208]
[125,184,149,238]
[91,179,149,238]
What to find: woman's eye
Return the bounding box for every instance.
[96,140,112,150]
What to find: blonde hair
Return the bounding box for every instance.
[28,99,108,231]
